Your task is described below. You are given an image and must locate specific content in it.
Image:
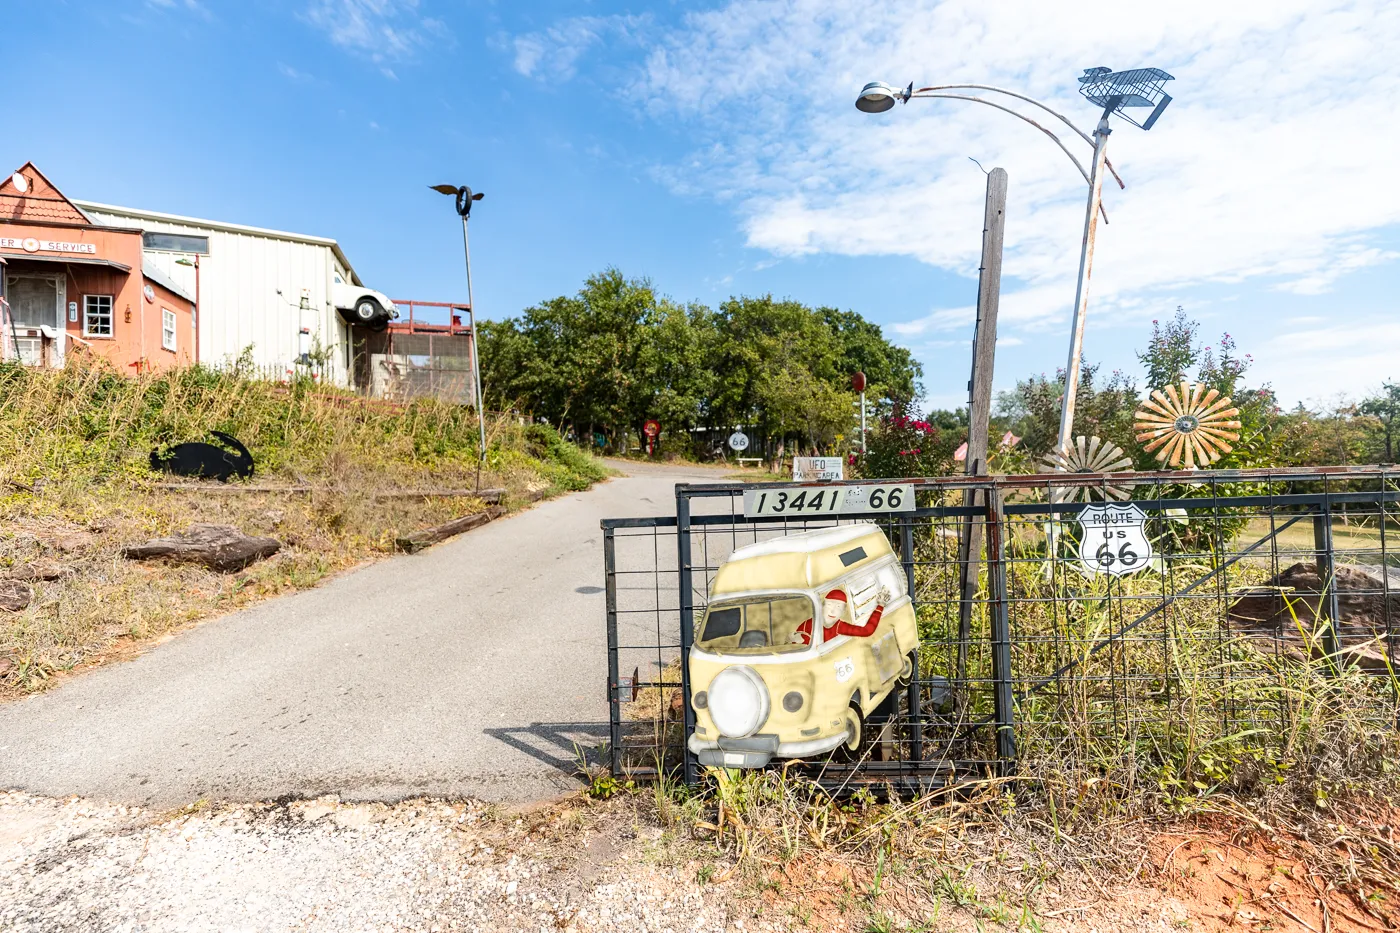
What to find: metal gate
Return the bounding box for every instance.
[603,467,1400,794]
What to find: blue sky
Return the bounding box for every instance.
[8,1,1399,409]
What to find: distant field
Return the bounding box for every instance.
[1242,514,1400,567]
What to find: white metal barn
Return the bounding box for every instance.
[74,200,384,387]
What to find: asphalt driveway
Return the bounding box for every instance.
[0,461,724,807]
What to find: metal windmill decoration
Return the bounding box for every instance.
[1038,435,1134,502]
[1134,382,1241,468]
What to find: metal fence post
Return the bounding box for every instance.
[675,487,698,786]
[1312,502,1343,671]
[985,488,1018,770]
[900,520,923,762]
[603,523,622,777]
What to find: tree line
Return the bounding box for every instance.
[478,271,1397,474]
[860,308,1400,479]
[478,268,922,459]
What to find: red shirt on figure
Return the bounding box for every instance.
[793,588,885,646]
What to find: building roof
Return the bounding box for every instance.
[0,253,132,273]
[73,200,363,286]
[1,163,96,226]
[142,260,195,303]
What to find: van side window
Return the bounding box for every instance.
[702,607,742,640]
[838,546,867,567]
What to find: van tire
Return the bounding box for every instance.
[834,703,864,761]
[897,651,915,686]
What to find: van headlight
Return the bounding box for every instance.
[707,666,770,738]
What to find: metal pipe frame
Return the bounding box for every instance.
[913,84,1126,189]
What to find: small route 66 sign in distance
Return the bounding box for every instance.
[1076,503,1154,577]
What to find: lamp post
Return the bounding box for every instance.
[855,68,1172,453]
[431,183,488,490]
[857,71,1171,686]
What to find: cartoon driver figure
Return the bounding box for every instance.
[793,586,891,646]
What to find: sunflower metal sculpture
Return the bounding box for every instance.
[1037,435,1134,502]
[1134,382,1241,467]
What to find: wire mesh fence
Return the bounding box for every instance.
[603,467,1400,795]
[355,328,476,405]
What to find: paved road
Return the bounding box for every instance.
[0,461,725,807]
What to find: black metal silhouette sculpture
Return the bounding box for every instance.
[150,432,254,482]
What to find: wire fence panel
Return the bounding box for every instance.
[603,468,1400,794]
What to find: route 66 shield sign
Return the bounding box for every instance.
[1077,503,1153,577]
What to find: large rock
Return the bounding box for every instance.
[1228,562,1398,671]
[0,580,33,612]
[122,523,281,573]
[5,561,73,582]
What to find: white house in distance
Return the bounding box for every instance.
[74,200,399,387]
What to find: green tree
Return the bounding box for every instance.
[998,363,1140,459]
[478,272,920,459]
[634,299,717,439]
[477,317,533,409]
[761,365,856,453]
[487,268,656,444]
[819,307,923,405]
[1359,381,1400,462]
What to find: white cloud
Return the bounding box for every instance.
[627,0,1400,343]
[302,0,448,64]
[1255,317,1400,402]
[510,15,649,81]
[278,62,312,81]
[146,0,211,19]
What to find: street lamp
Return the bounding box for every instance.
[855,68,1173,453]
[430,182,489,489]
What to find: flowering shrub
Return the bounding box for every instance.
[852,404,961,479]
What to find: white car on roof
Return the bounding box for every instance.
[332,273,398,328]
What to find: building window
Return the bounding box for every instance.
[143,232,210,254]
[162,308,177,352]
[84,295,113,337]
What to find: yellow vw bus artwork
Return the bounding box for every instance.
[687,522,918,769]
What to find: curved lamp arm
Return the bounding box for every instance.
[916,84,1126,190]
[910,92,1111,222]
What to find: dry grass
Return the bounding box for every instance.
[0,361,608,696]
[602,494,1400,930]
[621,762,1400,932]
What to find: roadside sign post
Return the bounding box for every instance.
[852,371,867,454]
[643,419,661,456]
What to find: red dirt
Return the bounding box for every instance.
[1152,819,1398,933]
[743,803,1400,932]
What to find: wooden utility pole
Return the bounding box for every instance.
[956,167,1007,685]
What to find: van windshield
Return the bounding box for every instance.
[697,595,814,655]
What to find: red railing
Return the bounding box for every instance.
[389,299,471,335]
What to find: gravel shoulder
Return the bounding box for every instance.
[0,789,756,933]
